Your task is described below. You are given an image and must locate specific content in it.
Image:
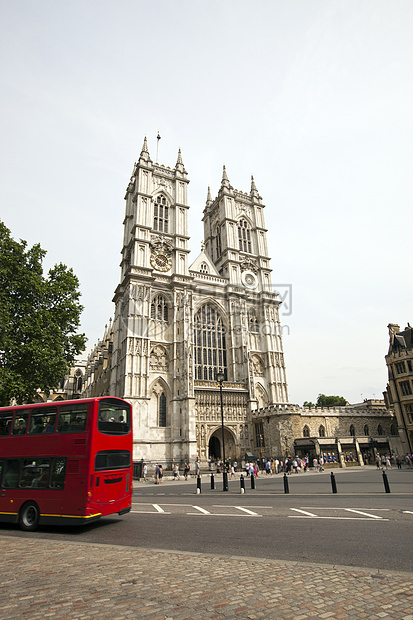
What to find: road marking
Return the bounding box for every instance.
[291,508,318,517]
[153,504,165,513]
[403,510,413,514]
[234,507,259,516]
[191,506,211,514]
[344,509,384,519]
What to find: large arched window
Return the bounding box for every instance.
[238,219,252,253]
[364,424,369,436]
[248,310,259,333]
[194,304,227,381]
[151,295,169,322]
[349,424,355,437]
[319,425,326,438]
[153,194,169,233]
[158,392,167,427]
[303,425,310,437]
[377,424,383,436]
[215,225,222,259]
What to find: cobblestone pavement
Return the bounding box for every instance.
[1,536,413,620]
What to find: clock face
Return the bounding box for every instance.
[241,270,258,289]
[150,252,172,272]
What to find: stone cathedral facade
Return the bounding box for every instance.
[105,138,289,464]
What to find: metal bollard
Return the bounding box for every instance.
[250,472,255,490]
[210,472,215,490]
[283,473,289,494]
[196,475,201,494]
[382,470,391,493]
[330,471,337,494]
[240,474,245,494]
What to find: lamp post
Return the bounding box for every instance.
[216,371,228,491]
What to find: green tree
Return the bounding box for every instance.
[0,222,86,405]
[316,394,347,407]
[303,401,315,408]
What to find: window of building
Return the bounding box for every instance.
[349,424,355,436]
[405,403,413,424]
[400,380,412,396]
[364,424,369,436]
[151,295,169,322]
[153,195,169,233]
[395,361,406,374]
[238,219,252,253]
[377,424,383,436]
[303,425,310,437]
[319,425,326,437]
[255,422,265,448]
[390,424,397,436]
[215,225,222,258]
[158,392,167,427]
[194,304,227,381]
[200,262,209,274]
[407,360,412,372]
[248,311,259,333]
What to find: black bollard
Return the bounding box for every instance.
[283,473,289,494]
[330,471,337,494]
[250,472,255,490]
[210,472,215,490]
[382,470,391,493]
[223,470,229,492]
[240,474,245,494]
[197,474,201,494]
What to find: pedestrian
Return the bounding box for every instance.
[173,463,180,480]
[184,462,190,480]
[195,459,200,476]
[313,457,318,472]
[154,463,160,484]
[319,456,324,472]
[385,456,391,469]
[143,463,148,481]
[158,464,163,483]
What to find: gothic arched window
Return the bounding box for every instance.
[200,262,209,274]
[158,392,167,427]
[390,424,396,436]
[238,219,252,253]
[194,304,227,381]
[319,425,326,438]
[349,424,355,436]
[364,424,369,436]
[153,194,169,233]
[248,310,259,333]
[377,424,383,436]
[303,425,310,438]
[151,295,169,322]
[216,225,222,259]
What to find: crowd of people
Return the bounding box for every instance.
[139,452,413,482]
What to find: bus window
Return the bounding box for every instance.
[21,459,51,488]
[12,411,30,436]
[57,404,88,433]
[2,459,21,488]
[95,450,131,471]
[50,458,66,489]
[0,411,13,436]
[0,460,3,484]
[29,407,57,434]
[98,400,131,435]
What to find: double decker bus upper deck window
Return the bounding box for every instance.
[12,410,30,435]
[29,407,57,434]
[57,404,88,433]
[0,411,13,436]
[98,399,131,435]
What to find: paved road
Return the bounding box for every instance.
[1,468,412,619]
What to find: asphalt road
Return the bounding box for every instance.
[1,467,412,572]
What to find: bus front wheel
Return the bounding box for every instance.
[19,501,40,531]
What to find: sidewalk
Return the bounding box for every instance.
[1,536,413,619]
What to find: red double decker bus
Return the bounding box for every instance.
[0,397,133,531]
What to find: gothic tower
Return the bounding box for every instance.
[110,138,196,462]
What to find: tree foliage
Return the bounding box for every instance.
[0,222,86,405]
[316,394,347,407]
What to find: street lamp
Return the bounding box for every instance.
[216,371,228,491]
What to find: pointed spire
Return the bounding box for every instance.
[206,186,212,205]
[221,165,231,189]
[175,147,185,173]
[250,174,259,198]
[138,136,151,164]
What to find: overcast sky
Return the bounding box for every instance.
[1,0,412,405]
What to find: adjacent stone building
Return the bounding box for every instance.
[385,323,413,454]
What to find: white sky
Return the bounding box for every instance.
[1,0,412,405]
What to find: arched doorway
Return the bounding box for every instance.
[208,428,236,460]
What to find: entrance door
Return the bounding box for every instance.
[209,435,221,459]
